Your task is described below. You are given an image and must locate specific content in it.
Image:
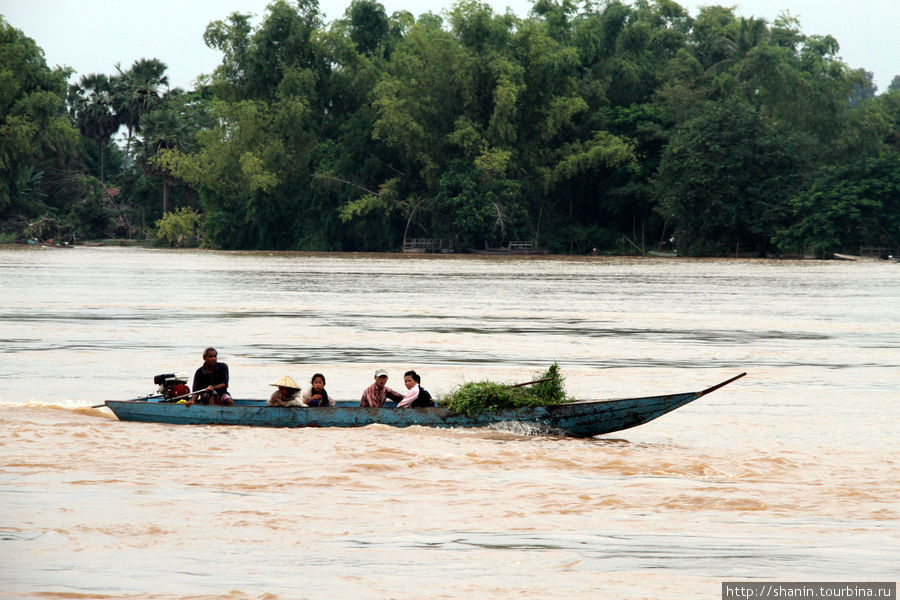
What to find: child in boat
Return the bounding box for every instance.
[268,375,303,406]
[301,373,332,406]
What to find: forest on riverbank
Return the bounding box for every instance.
[2,0,899,255]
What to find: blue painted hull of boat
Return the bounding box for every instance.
[103,373,745,437]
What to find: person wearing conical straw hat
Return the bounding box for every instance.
[268,375,303,407]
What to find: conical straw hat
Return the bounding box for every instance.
[270,375,300,389]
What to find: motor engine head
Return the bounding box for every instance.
[154,373,190,399]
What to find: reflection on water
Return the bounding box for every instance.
[0,247,898,599]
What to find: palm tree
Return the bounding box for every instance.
[706,17,770,76]
[68,73,119,183]
[113,58,169,171]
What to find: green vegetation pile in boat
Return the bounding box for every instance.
[440,363,571,416]
[99,366,746,437]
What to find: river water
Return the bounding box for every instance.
[0,246,897,599]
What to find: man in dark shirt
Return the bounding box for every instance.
[190,347,234,406]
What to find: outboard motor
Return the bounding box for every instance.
[153,373,191,400]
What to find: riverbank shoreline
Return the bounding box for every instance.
[1,241,835,260]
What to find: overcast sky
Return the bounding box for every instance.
[2,0,897,93]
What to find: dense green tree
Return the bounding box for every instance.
[876,89,900,151]
[154,98,290,247]
[202,11,254,98]
[361,3,551,248]
[656,98,807,255]
[345,0,390,55]
[62,174,115,240]
[776,154,900,255]
[204,0,326,103]
[155,206,202,247]
[0,17,79,222]
[366,23,474,235]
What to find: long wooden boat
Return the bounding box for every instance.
[102,373,745,437]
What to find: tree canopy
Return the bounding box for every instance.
[1,3,898,256]
[0,18,79,224]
